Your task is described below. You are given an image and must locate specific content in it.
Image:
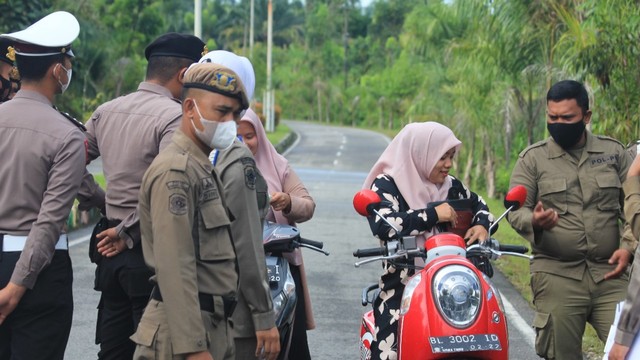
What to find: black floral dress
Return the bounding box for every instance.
[366,174,494,360]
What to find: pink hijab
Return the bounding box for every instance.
[363,122,462,210]
[240,109,290,223]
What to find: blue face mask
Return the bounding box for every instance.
[547,119,586,149]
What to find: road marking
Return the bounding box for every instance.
[501,293,536,349]
[69,233,91,248]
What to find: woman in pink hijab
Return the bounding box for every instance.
[362,122,495,360]
[238,108,316,360]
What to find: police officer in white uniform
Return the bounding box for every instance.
[0,37,20,103]
[0,11,102,360]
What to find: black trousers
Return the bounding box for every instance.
[0,250,73,360]
[288,264,311,360]
[94,234,153,360]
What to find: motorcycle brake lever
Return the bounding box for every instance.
[355,256,385,267]
[495,251,533,260]
[299,243,330,256]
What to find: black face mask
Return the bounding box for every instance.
[547,119,586,149]
[0,75,11,102]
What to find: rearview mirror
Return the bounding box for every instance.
[504,185,527,211]
[353,189,381,216]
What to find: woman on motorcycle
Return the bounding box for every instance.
[362,121,495,360]
[238,109,316,360]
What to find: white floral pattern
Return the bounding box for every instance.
[366,173,494,360]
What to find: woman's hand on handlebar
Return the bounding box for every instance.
[465,225,488,246]
[435,203,457,227]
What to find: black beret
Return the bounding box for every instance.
[0,37,15,66]
[144,33,207,62]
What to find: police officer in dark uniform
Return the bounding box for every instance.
[0,11,99,360]
[0,37,20,102]
[83,33,207,360]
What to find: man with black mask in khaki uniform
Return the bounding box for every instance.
[131,63,248,360]
[84,33,206,360]
[508,80,635,360]
[0,11,103,360]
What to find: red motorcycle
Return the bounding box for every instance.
[352,186,531,359]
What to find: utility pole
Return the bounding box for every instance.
[343,0,349,90]
[250,0,254,59]
[194,0,202,38]
[265,0,274,132]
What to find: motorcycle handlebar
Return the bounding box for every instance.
[353,247,387,258]
[299,237,324,249]
[498,244,529,254]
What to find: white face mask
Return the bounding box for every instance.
[57,64,72,93]
[191,101,237,150]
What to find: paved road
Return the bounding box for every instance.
[64,121,541,359]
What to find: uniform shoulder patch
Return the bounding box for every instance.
[166,180,190,192]
[240,157,257,190]
[240,156,256,166]
[518,139,548,158]
[169,193,188,215]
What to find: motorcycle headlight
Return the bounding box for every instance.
[432,264,481,328]
[273,270,296,319]
[400,273,422,315]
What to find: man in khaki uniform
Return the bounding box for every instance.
[202,50,280,360]
[508,80,635,360]
[84,33,206,359]
[0,11,102,360]
[609,153,640,359]
[131,63,249,360]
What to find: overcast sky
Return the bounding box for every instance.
[360,0,374,8]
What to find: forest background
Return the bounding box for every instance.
[2,0,640,198]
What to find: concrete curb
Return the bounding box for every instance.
[275,129,299,155]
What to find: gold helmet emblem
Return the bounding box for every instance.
[6,46,15,62]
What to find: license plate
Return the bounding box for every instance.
[429,334,502,353]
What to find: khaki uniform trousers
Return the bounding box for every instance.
[531,270,627,360]
[132,299,235,360]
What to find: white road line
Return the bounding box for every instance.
[501,293,536,349]
[69,233,91,248]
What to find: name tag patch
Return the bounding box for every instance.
[590,154,618,167]
[200,177,219,202]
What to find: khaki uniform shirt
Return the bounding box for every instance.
[508,132,636,282]
[616,176,640,346]
[139,129,238,354]
[0,90,86,288]
[215,141,275,337]
[85,82,180,246]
